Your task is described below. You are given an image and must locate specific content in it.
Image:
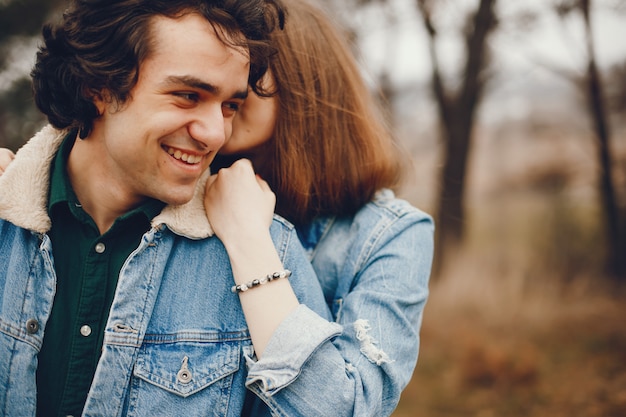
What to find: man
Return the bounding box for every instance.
[0,1,338,416]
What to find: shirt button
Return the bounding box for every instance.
[80,325,92,337]
[26,318,40,334]
[95,242,106,253]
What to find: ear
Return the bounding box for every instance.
[90,89,110,116]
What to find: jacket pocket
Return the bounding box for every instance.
[128,340,248,416]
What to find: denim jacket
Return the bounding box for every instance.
[246,190,434,416]
[0,126,340,417]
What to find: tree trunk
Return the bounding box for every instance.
[418,0,497,274]
[581,2,624,279]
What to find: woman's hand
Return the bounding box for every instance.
[0,148,15,176]
[204,160,297,359]
[204,158,276,247]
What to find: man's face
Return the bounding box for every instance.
[90,13,249,206]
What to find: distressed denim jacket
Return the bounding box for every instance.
[246,190,434,416]
[0,126,340,417]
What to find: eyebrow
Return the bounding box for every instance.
[162,75,248,100]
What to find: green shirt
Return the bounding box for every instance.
[37,133,165,417]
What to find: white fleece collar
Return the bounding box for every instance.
[0,125,214,238]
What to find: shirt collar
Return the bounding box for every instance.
[48,131,77,213]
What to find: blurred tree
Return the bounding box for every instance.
[321,0,400,118]
[0,0,65,151]
[416,0,498,274]
[554,0,625,279]
[326,0,499,274]
[606,60,626,115]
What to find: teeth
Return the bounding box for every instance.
[166,146,202,164]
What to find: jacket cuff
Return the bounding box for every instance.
[245,304,342,395]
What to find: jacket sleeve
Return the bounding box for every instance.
[245,210,434,416]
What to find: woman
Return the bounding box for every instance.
[205,0,434,415]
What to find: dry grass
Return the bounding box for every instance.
[392,242,626,417]
[392,113,626,416]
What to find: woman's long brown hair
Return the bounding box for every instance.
[214,0,407,226]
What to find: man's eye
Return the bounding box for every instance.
[226,102,241,111]
[173,92,199,102]
[222,101,241,117]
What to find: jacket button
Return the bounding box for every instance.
[177,355,192,384]
[26,319,40,334]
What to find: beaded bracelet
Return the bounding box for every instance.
[231,269,292,293]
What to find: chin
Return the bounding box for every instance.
[158,187,197,207]
[217,146,238,155]
[219,139,250,155]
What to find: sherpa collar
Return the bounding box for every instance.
[0,125,214,238]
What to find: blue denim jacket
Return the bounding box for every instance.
[246,190,434,416]
[0,126,433,416]
[0,126,340,417]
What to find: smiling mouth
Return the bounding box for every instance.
[163,146,203,165]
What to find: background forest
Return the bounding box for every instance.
[1,0,625,416]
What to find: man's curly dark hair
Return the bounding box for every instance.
[31,0,285,138]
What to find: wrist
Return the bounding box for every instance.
[221,229,274,258]
[222,233,285,286]
[231,269,291,293]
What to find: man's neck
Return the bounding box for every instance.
[66,135,145,234]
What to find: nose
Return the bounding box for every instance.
[188,106,226,150]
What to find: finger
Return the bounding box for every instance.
[255,174,270,191]
[0,148,15,159]
[204,174,218,192]
[0,150,14,174]
[230,158,254,173]
[207,173,218,185]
